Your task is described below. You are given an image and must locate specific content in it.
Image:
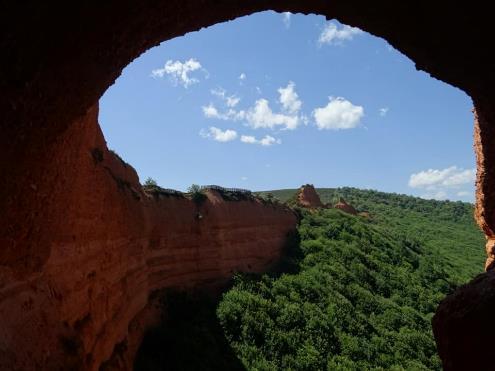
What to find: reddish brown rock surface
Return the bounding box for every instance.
[432,271,495,371]
[334,198,358,216]
[0,106,297,370]
[1,2,495,370]
[296,184,324,208]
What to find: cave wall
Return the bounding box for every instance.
[1,1,494,370]
[2,2,494,274]
[0,105,297,370]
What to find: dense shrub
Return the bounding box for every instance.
[217,199,484,370]
[188,184,207,204]
[144,177,158,187]
[135,188,484,370]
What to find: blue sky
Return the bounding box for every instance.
[99,11,475,201]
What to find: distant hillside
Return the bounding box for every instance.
[218,190,485,370]
[138,187,486,370]
[258,187,484,282]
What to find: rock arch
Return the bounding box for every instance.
[1,2,494,370]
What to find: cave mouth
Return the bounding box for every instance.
[1,3,494,371]
[96,11,480,370]
[99,10,475,203]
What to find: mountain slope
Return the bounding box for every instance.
[136,188,485,370]
[258,187,484,282]
[217,188,485,370]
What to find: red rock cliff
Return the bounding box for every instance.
[0,105,297,370]
[334,198,358,216]
[1,3,494,370]
[296,184,324,208]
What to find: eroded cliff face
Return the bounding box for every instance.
[432,270,495,371]
[296,184,324,209]
[334,198,358,216]
[431,102,495,371]
[1,3,495,370]
[0,105,297,370]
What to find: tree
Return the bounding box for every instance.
[144,177,158,187]
[188,184,207,204]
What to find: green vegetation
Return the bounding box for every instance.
[144,177,158,187]
[212,188,254,202]
[134,290,244,371]
[254,192,284,207]
[217,188,484,370]
[188,184,207,204]
[137,188,484,370]
[261,187,484,281]
[142,179,185,199]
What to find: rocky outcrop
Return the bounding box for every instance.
[0,106,297,370]
[432,271,495,371]
[474,108,495,271]
[334,198,358,216]
[1,2,494,370]
[296,184,324,208]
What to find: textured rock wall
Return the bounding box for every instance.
[474,104,495,271]
[432,270,495,371]
[334,198,358,216]
[297,184,324,208]
[1,2,495,370]
[432,101,495,371]
[1,3,493,271]
[0,106,297,370]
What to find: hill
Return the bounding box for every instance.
[217,188,484,370]
[137,187,485,370]
[258,187,484,282]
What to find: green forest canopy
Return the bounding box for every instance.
[136,188,485,371]
[218,188,484,370]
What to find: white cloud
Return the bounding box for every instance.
[202,103,221,118]
[318,22,363,46]
[211,88,240,107]
[408,166,475,189]
[301,115,310,125]
[442,169,476,187]
[241,134,281,146]
[282,12,291,28]
[260,135,281,146]
[278,81,302,114]
[240,135,257,144]
[239,73,246,81]
[313,97,364,130]
[202,82,303,131]
[379,107,389,117]
[229,109,246,121]
[151,58,205,88]
[202,103,245,121]
[409,166,476,201]
[241,135,256,144]
[227,96,240,108]
[210,87,225,98]
[246,99,300,130]
[200,127,237,142]
[203,89,243,120]
[241,176,248,181]
[244,82,303,130]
